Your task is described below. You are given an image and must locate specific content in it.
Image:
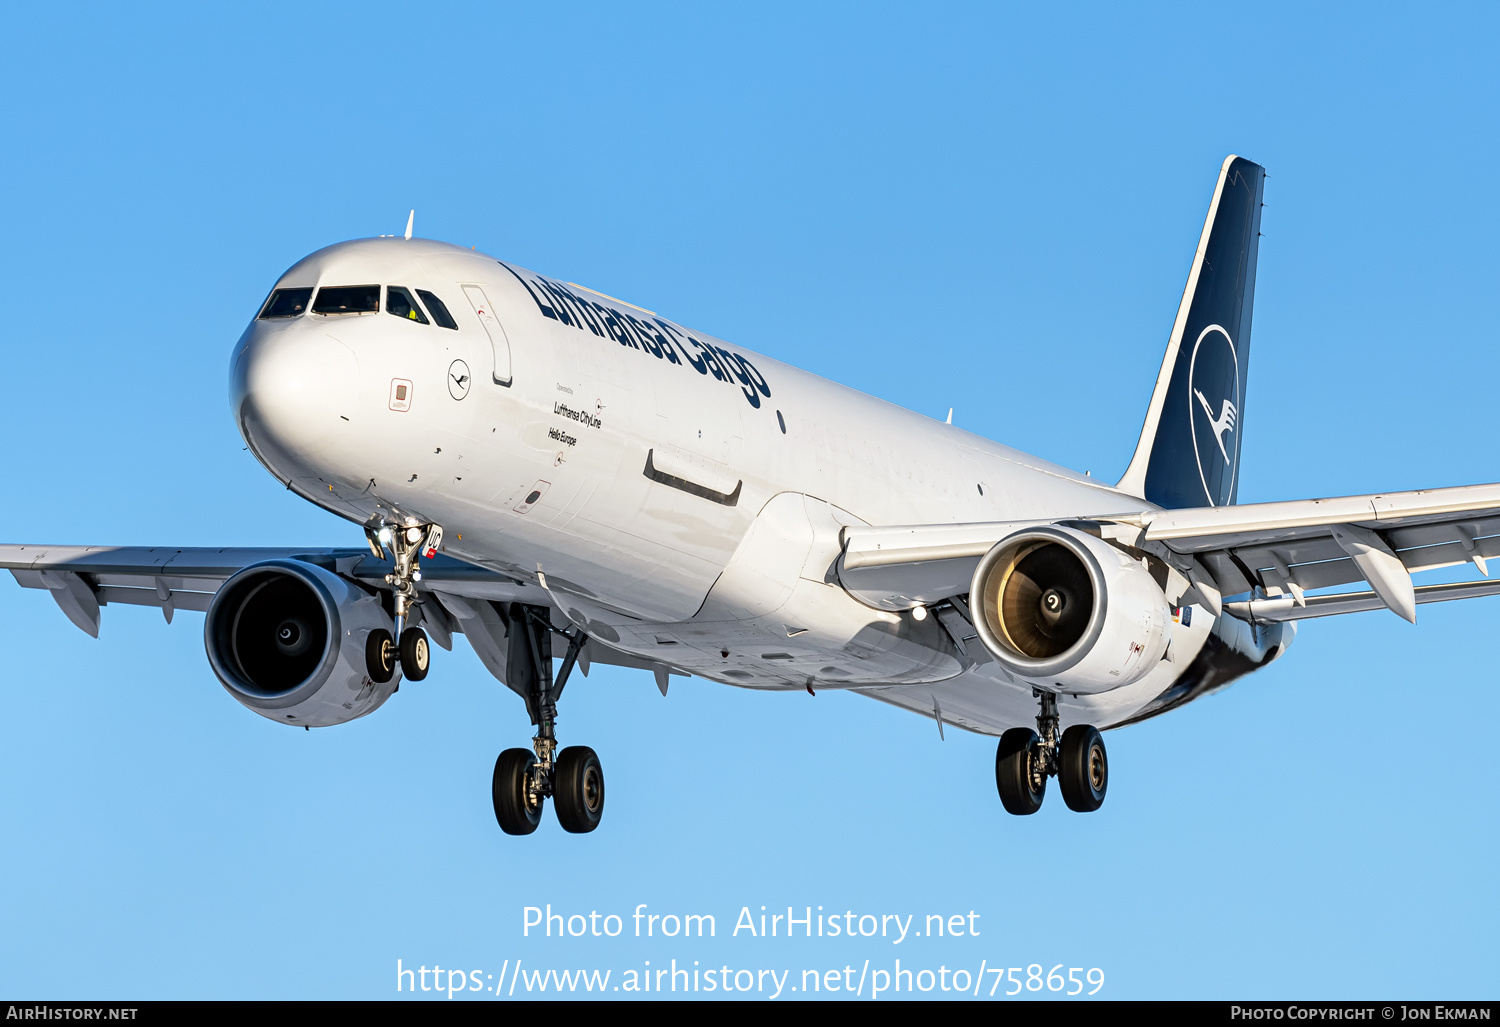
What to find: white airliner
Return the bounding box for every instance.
[8,155,1499,832]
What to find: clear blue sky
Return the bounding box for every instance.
[0,1,1495,1001]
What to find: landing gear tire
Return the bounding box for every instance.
[493,748,543,835]
[399,627,430,681]
[996,727,1046,815]
[365,629,395,683]
[553,746,605,834]
[1059,724,1108,812]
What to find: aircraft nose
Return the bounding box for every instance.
[232,324,360,476]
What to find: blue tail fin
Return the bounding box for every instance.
[1117,155,1266,509]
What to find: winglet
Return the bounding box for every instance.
[404,210,414,240]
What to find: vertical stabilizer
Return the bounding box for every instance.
[1117,156,1265,508]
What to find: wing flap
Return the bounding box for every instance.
[1226,578,1500,623]
[96,585,214,614]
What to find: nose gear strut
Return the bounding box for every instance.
[372,522,442,640]
[363,521,442,682]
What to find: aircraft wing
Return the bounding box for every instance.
[0,545,343,634]
[0,544,664,679]
[837,481,1500,624]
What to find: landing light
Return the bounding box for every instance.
[912,605,928,621]
[377,527,393,545]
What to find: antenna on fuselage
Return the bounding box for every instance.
[404,210,414,240]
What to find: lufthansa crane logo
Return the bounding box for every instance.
[1195,389,1237,461]
[448,359,471,401]
[1187,324,1240,507]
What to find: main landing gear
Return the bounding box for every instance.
[996,689,1109,816]
[362,522,440,685]
[492,604,603,835]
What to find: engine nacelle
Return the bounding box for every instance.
[970,525,1171,693]
[205,560,397,727]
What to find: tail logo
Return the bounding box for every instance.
[1193,389,1237,461]
[1187,324,1241,506]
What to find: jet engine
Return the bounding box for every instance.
[970,525,1170,693]
[204,560,397,727]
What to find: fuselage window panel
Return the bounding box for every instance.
[312,285,380,315]
[416,289,459,330]
[258,288,313,319]
[386,286,430,324]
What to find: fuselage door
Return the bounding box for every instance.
[461,284,513,386]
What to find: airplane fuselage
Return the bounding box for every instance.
[232,237,1253,734]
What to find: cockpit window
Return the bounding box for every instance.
[258,288,313,319]
[312,285,380,315]
[416,289,459,330]
[386,286,430,324]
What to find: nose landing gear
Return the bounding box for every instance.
[363,522,440,683]
[995,689,1109,815]
[491,604,602,835]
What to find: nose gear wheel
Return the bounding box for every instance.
[365,629,395,684]
[399,627,430,681]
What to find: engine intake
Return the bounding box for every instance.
[971,525,1170,692]
[205,560,397,727]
